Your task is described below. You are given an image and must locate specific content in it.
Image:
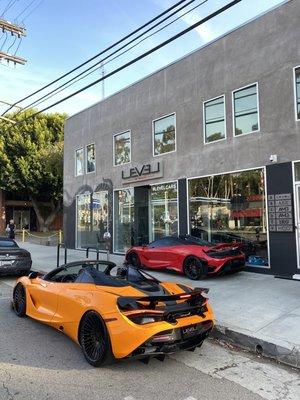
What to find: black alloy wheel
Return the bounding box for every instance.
[13,283,26,317]
[127,252,141,267]
[183,256,207,280]
[79,311,112,367]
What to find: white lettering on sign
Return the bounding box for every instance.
[268,193,293,232]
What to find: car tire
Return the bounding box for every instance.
[183,256,207,280]
[126,252,141,267]
[79,311,113,367]
[13,283,26,317]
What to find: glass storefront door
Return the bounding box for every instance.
[150,181,178,242]
[113,188,134,253]
[188,169,269,267]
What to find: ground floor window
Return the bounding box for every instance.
[188,169,268,267]
[150,181,178,242]
[76,191,109,250]
[113,188,134,253]
[76,193,91,248]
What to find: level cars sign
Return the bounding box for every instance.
[268,193,294,232]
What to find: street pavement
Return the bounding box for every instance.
[0,279,299,400]
[16,241,300,368]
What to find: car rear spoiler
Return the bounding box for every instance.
[117,288,208,311]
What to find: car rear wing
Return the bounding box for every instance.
[117,288,208,311]
[118,288,209,323]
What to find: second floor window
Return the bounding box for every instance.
[153,113,176,156]
[295,67,300,120]
[75,148,84,176]
[86,144,96,173]
[114,131,131,166]
[204,95,225,143]
[233,83,259,136]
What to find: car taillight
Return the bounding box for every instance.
[123,311,164,325]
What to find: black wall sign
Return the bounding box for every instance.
[122,162,162,182]
[266,162,297,277]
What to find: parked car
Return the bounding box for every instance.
[126,235,245,280]
[12,260,214,366]
[0,237,32,276]
[191,228,256,257]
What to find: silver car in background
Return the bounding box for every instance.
[0,237,32,276]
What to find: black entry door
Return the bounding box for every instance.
[134,186,150,246]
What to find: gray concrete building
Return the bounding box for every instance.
[64,0,300,278]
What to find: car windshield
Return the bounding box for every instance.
[179,235,213,247]
[0,240,18,248]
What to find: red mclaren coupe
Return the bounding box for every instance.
[125,235,245,280]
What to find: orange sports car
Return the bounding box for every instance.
[12,260,214,366]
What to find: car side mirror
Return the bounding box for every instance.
[28,271,38,279]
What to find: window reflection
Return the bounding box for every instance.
[114,131,131,165]
[295,162,300,182]
[86,144,96,173]
[114,189,134,253]
[75,148,84,176]
[153,114,176,155]
[150,182,178,241]
[188,169,268,267]
[76,193,91,248]
[204,96,225,143]
[233,84,259,135]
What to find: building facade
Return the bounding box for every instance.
[64,0,300,278]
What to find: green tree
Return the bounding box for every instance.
[0,109,67,231]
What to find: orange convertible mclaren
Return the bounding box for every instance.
[12,260,214,366]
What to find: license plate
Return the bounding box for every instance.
[0,261,12,267]
[182,324,198,337]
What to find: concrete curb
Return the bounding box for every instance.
[211,324,300,370]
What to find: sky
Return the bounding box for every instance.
[0,0,287,117]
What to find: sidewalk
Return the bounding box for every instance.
[18,241,300,369]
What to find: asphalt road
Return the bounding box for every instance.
[0,278,299,400]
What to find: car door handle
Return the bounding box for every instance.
[39,282,47,288]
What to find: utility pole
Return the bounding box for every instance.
[0,19,27,66]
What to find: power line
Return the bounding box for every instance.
[20,0,207,112]
[17,0,241,123]
[14,0,37,20]
[1,0,18,18]
[21,0,44,22]
[2,0,189,115]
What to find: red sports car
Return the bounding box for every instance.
[125,235,245,280]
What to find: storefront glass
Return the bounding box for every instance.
[114,188,134,253]
[91,191,108,250]
[150,181,178,241]
[188,169,268,267]
[76,191,109,249]
[295,161,300,181]
[76,193,91,248]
